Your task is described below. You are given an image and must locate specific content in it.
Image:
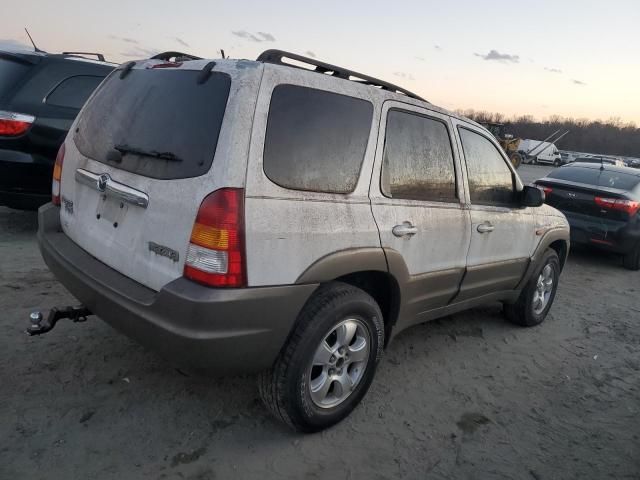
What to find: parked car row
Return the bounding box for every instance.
[3,46,635,433]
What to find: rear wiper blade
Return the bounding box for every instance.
[114,144,182,162]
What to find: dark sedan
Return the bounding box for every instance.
[535,162,640,270]
[0,49,115,210]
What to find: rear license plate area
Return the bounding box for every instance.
[96,194,128,225]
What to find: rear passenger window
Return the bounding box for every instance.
[459,127,515,206]
[263,85,373,193]
[46,76,104,109]
[381,110,457,202]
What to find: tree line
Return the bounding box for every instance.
[457,110,640,158]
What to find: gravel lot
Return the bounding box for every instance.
[1,164,639,479]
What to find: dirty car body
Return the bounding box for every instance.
[36,50,570,431]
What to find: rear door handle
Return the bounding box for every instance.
[392,222,418,238]
[477,222,495,234]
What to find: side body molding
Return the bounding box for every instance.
[295,248,389,284]
[515,227,570,290]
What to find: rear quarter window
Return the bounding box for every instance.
[45,75,104,109]
[263,85,373,194]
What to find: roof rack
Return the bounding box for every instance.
[151,51,202,62]
[256,49,426,102]
[62,51,106,62]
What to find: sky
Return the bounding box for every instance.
[2,0,639,124]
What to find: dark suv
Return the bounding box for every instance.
[0,49,115,209]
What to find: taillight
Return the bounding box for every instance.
[595,196,640,216]
[184,188,246,288]
[52,143,65,206]
[540,186,553,196]
[0,110,35,136]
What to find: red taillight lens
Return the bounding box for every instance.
[183,188,246,288]
[541,186,553,196]
[0,110,35,136]
[52,143,65,206]
[595,196,640,216]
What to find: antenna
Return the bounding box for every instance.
[220,49,226,59]
[24,28,46,53]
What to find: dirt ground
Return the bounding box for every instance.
[1,165,639,479]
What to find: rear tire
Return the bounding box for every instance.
[510,153,523,169]
[259,282,384,432]
[623,245,640,270]
[504,249,560,327]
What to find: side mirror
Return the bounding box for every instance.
[522,185,545,207]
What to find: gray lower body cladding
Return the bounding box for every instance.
[37,203,318,374]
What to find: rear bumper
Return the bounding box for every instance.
[0,149,53,210]
[564,212,640,254]
[37,203,318,374]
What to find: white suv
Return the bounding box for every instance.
[37,50,570,432]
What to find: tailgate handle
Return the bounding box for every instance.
[75,168,149,208]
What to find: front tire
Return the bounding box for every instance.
[259,282,384,432]
[623,244,640,270]
[504,249,560,326]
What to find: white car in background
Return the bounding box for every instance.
[519,139,563,166]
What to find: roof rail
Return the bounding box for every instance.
[256,49,426,102]
[151,51,202,62]
[62,51,106,62]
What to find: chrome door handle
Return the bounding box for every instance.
[392,222,418,238]
[477,222,495,234]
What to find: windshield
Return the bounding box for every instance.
[74,68,231,180]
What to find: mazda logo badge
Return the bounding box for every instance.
[97,174,110,192]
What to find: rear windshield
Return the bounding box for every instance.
[74,69,231,180]
[0,57,32,100]
[548,166,640,191]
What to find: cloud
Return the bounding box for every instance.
[174,37,190,48]
[393,72,414,81]
[231,30,276,42]
[434,44,442,51]
[474,49,519,63]
[120,47,161,58]
[414,56,425,62]
[305,50,316,58]
[544,67,562,73]
[257,32,275,42]
[0,38,32,51]
[109,35,139,45]
[572,79,587,86]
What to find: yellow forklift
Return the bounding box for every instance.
[480,122,523,169]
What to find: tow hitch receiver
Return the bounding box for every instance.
[27,306,92,336]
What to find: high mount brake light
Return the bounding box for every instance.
[52,143,65,206]
[184,188,246,288]
[151,62,183,69]
[0,110,35,136]
[594,196,640,216]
